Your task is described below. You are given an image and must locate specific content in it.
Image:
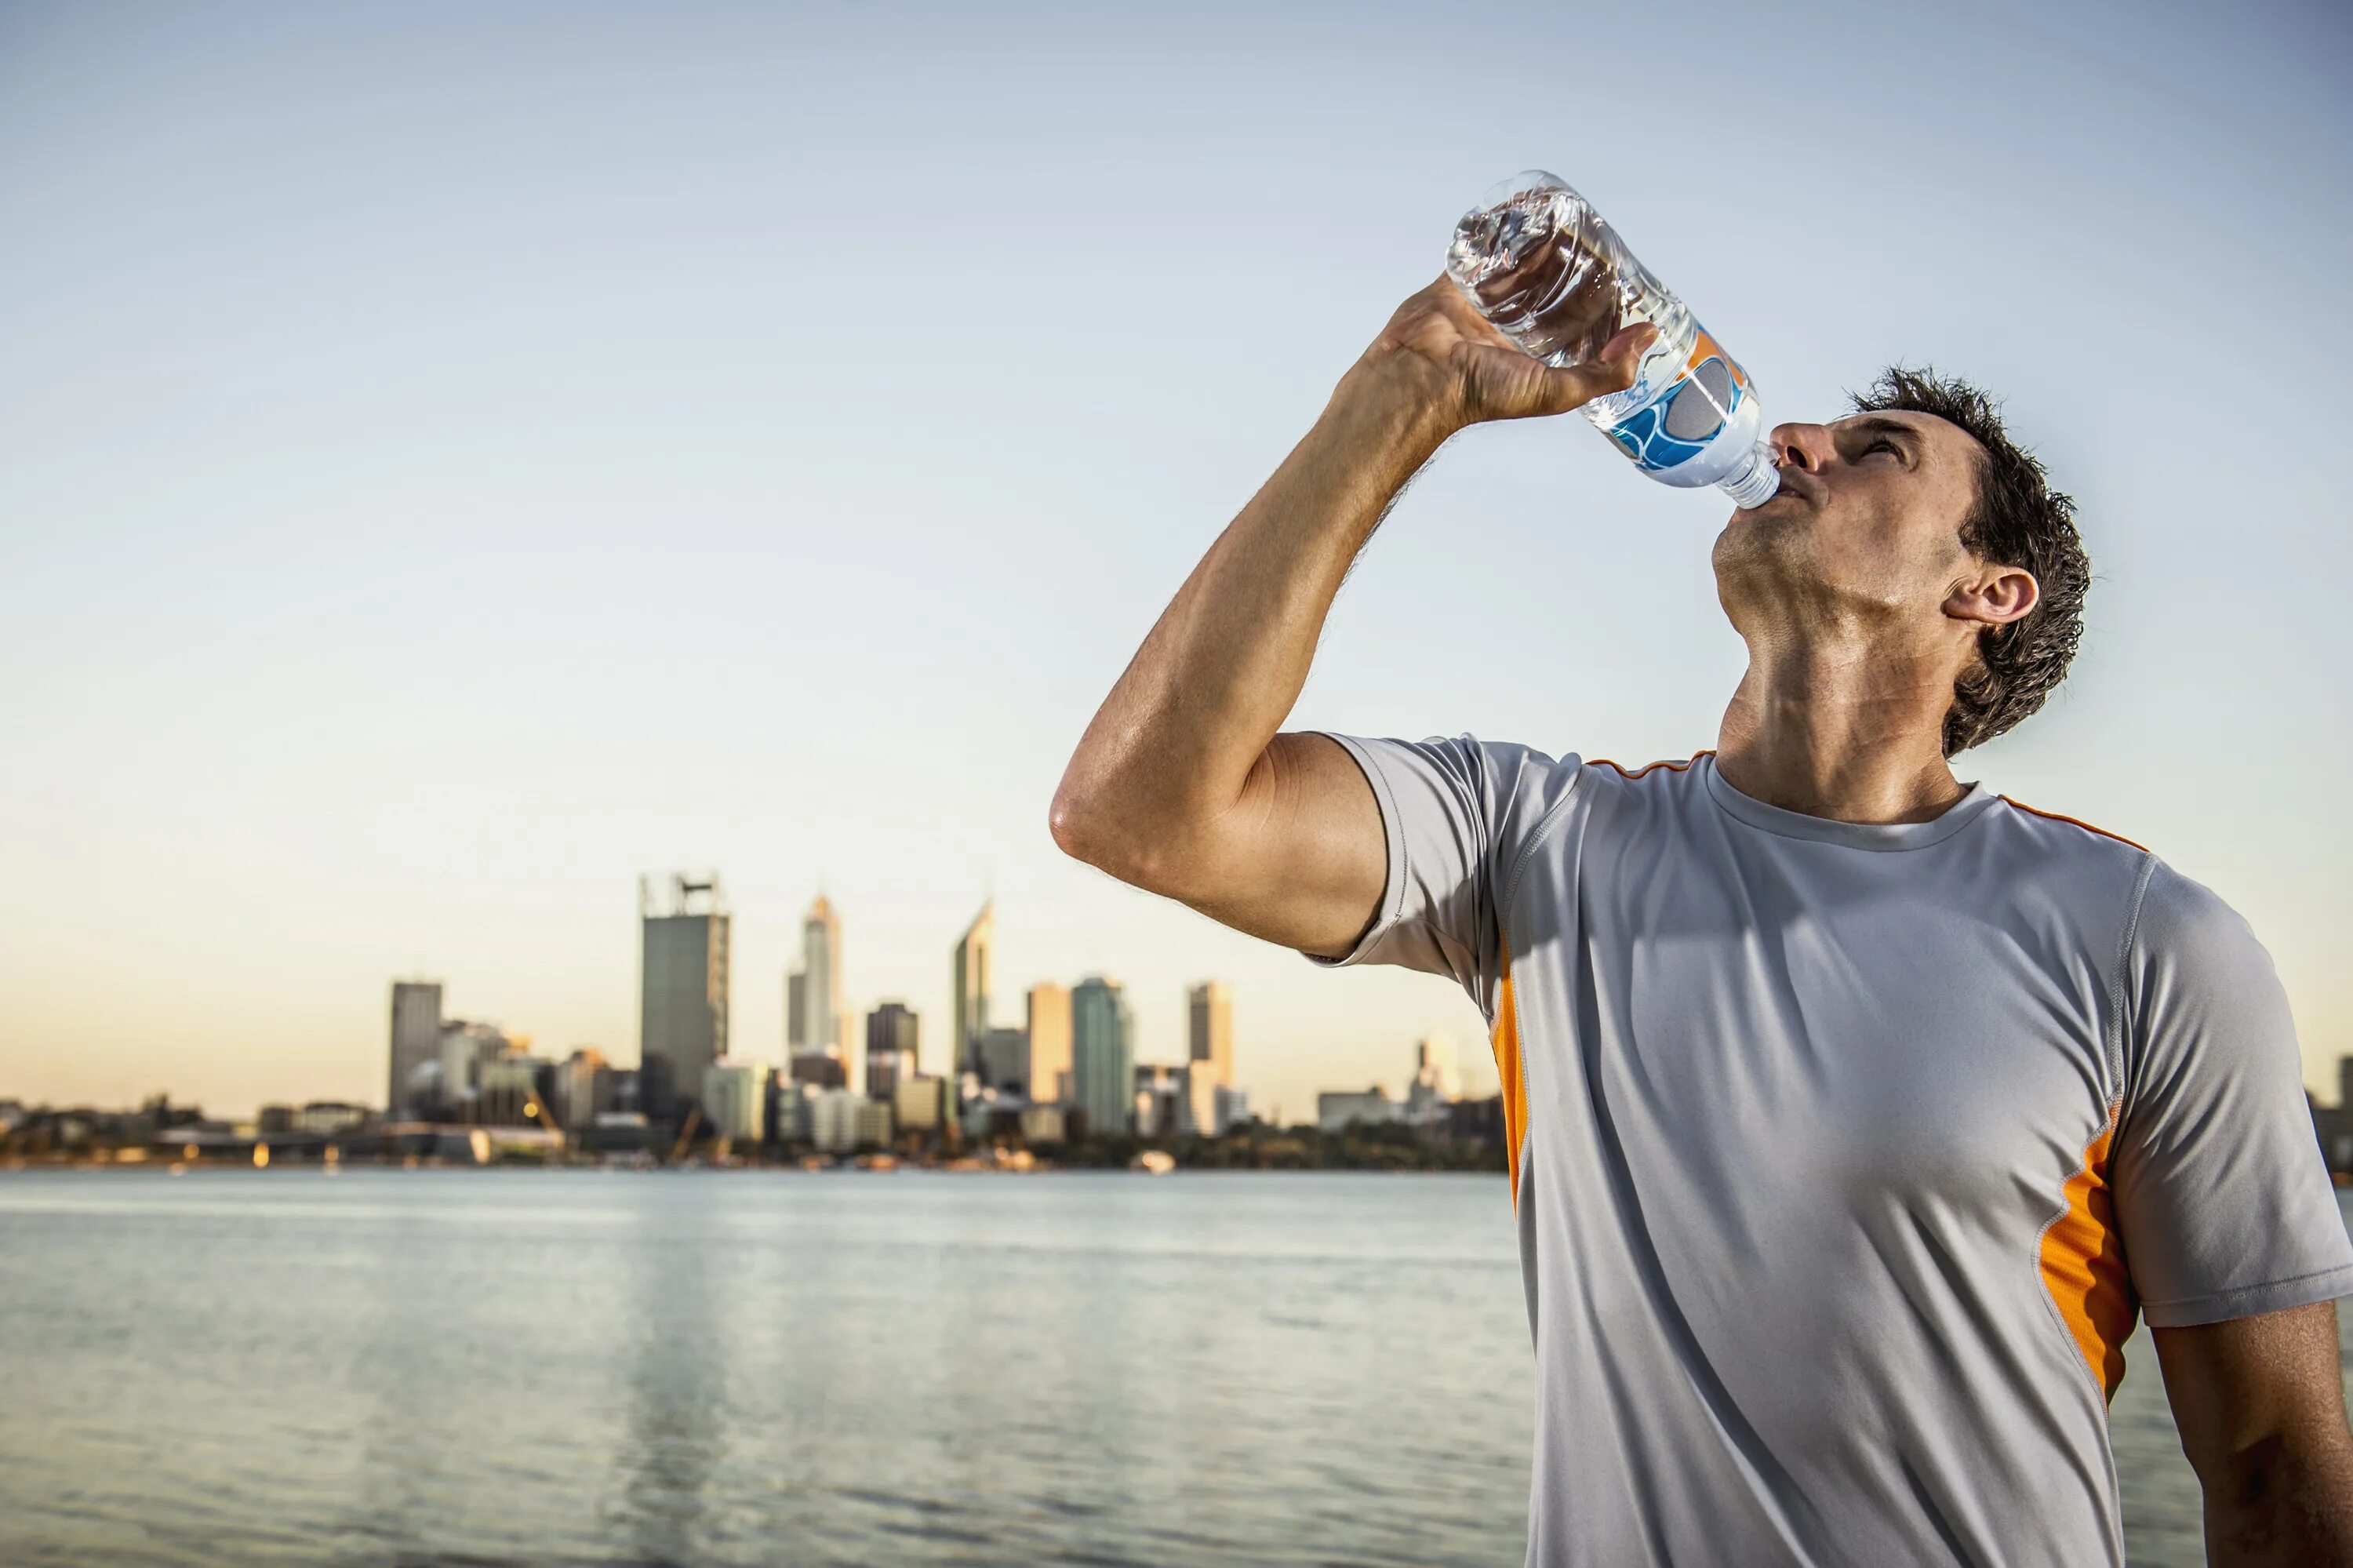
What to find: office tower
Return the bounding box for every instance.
[1180,1063,1219,1137]
[552,1048,610,1131]
[813,1087,892,1154]
[979,1026,1031,1096]
[388,980,444,1116]
[478,1055,546,1127]
[1026,983,1072,1105]
[788,895,842,1050]
[951,902,993,1080]
[639,872,730,1116]
[1187,980,1234,1088]
[1133,1062,1180,1137]
[789,1051,847,1090]
[867,1002,919,1100]
[703,1060,771,1144]
[787,972,807,1048]
[434,1020,511,1118]
[1071,976,1136,1137]
[893,1074,945,1133]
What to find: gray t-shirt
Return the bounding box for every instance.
[1318,736,2353,1568]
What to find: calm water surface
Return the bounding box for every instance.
[1,1170,2345,1566]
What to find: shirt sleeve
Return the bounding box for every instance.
[2111,860,2353,1328]
[1306,733,1580,1018]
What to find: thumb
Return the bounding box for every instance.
[1538,322,1659,413]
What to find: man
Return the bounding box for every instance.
[1050,277,2353,1565]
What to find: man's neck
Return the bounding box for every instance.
[1714,635,1967,825]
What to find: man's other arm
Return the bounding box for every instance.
[1049,278,1649,955]
[2151,1301,2353,1566]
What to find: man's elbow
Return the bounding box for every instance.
[1048,783,1190,896]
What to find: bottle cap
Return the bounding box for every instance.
[1719,442,1780,509]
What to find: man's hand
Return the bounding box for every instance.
[1344,276,1657,433]
[1050,275,1648,955]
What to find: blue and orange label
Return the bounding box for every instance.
[1606,326,1751,472]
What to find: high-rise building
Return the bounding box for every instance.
[979,1026,1031,1096]
[787,894,845,1071]
[704,1059,771,1144]
[1071,976,1135,1137]
[951,903,993,1081]
[551,1048,610,1131]
[478,1054,547,1126]
[866,1002,919,1100]
[1187,980,1233,1088]
[1179,1063,1219,1137]
[435,1020,511,1118]
[388,980,444,1116]
[1133,1062,1180,1137]
[1026,983,1072,1105]
[1406,1034,1464,1125]
[639,872,730,1117]
[893,1074,946,1134]
[813,1086,891,1154]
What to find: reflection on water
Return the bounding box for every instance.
[0,1170,2341,1566]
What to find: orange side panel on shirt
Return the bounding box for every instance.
[1493,937,1527,1210]
[2040,1112,2137,1399]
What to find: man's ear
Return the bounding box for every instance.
[1946,563,2039,629]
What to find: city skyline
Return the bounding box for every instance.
[4,2,2348,1120]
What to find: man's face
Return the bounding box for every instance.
[1712,410,1988,642]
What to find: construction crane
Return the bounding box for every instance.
[668,1104,702,1165]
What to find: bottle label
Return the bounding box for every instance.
[1606,327,1752,472]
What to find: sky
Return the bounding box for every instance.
[2,0,2350,1121]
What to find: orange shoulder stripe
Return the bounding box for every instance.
[1999,796,2148,853]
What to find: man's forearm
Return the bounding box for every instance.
[1049,363,1448,871]
[2206,1440,2353,1566]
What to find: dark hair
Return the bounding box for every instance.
[1853,368,2089,757]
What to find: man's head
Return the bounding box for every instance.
[1711,368,2089,757]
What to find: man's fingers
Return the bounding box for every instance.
[1541,322,1659,412]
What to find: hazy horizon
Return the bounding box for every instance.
[5,0,2350,1121]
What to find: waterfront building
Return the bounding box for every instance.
[1406,1035,1464,1126]
[951,902,993,1082]
[478,1054,547,1126]
[639,872,730,1116]
[1133,1062,1183,1137]
[788,1049,848,1090]
[979,1025,1031,1096]
[1071,977,1135,1137]
[1186,980,1234,1089]
[432,1020,512,1118]
[1214,1083,1251,1132]
[296,1101,370,1137]
[893,1074,946,1134]
[1179,1064,1219,1137]
[703,1059,771,1144]
[551,1048,610,1131]
[1318,1086,1398,1133]
[866,1002,919,1099]
[1025,982,1072,1105]
[388,980,444,1116]
[813,1086,889,1154]
[788,894,850,1091]
[1019,1104,1067,1145]
[256,1104,296,1135]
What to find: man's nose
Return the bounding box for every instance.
[1770,422,1835,473]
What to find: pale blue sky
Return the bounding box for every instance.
[3,0,2349,1119]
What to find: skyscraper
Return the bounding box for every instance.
[1071,975,1135,1137]
[1187,980,1233,1088]
[638,872,730,1117]
[388,980,443,1116]
[951,902,993,1081]
[789,894,849,1090]
[866,1002,919,1100]
[1026,982,1072,1105]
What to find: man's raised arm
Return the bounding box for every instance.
[1048,277,1650,957]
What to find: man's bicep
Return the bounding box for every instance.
[1172,731,1391,960]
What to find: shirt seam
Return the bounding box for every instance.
[1496,759,1592,919]
[2141,1261,2353,1319]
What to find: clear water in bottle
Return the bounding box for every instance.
[1446,170,1779,508]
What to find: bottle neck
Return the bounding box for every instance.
[1718,441,1780,509]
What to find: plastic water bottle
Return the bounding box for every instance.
[1446,170,1779,508]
